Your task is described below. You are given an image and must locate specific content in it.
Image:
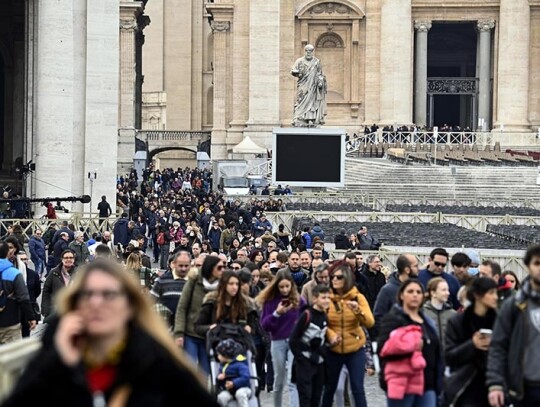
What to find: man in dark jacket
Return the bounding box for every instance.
[0,242,36,344]
[334,228,351,250]
[487,244,540,407]
[113,212,130,248]
[362,254,387,310]
[17,251,41,337]
[52,232,69,268]
[372,254,418,337]
[28,229,46,278]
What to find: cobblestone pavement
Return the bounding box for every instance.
[258,374,387,406]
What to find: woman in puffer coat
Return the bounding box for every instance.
[320,262,374,407]
[423,277,457,352]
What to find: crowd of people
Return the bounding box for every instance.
[0,164,538,407]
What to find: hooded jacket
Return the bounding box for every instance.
[380,325,426,399]
[422,301,457,352]
[0,258,34,328]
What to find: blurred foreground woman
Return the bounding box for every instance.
[1,259,218,407]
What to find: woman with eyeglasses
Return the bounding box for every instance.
[377,279,443,407]
[174,255,224,376]
[41,249,78,324]
[1,259,219,407]
[256,269,306,407]
[321,262,374,407]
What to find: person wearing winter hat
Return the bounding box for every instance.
[465,249,481,276]
[215,338,252,407]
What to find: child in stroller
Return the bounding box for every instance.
[207,323,260,407]
[215,338,252,407]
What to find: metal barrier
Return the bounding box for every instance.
[265,211,540,233]
[372,197,540,211]
[0,337,41,402]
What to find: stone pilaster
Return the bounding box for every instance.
[495,0,531,132]
[364,0,382,125]
[227,0,249,147]
[380,0,413,125]
[118,1,147,174]
[244,0,281,150]
[414,21,431,127]
[206,3,234,159]
[477,20,495,131]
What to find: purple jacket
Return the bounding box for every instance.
[260,297,306,341]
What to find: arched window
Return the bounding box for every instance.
[316,32,344,49]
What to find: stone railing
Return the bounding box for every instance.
[0,337,41,402]
[137,130,211,142]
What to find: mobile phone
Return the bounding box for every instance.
[281,299,291,307]
[479,329,492,336]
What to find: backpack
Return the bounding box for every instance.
[156,232,165,245]
[0,271,7,312]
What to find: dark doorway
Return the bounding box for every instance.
[427,22,477,129]
[0,58,4,170]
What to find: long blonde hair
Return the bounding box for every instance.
[55,259,205,386]
[125,252,142,273]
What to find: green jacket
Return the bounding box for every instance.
[174,268,217,339]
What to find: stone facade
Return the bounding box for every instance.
[0,0,149,214]
[142,0,540,159]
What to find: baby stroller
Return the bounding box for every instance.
[206,323,260,407]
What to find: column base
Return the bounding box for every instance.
[118,128,136,176]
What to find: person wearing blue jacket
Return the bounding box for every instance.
[0,241,36,344]
[28,230,46,279]
[418,247,461,310]
[215,338,252,407]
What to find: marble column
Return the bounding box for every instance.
[363,0,382,125]
[34,0,75,200]
[206,3,234,159]
[380,0,413,125]
[477,20,494,131]
[414,21,431,127]
[244,0,280,149]
[495,0,531,132]
[118,1,145,175]
[227,0,249,144]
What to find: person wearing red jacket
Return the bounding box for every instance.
[380,325,426,400]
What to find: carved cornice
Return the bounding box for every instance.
[210,20,231,32]
[414,21,432,32]
[477,19,495,32]
[309,2,352,15]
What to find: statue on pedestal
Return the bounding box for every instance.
[291,44,327,127]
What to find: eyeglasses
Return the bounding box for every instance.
[19,258,28,261]
[78,289,125,302]
[231,266,241,271]
[332,274,345,280]
[63,256,75,260]
[434,261,447,268]
[217,265,225,270]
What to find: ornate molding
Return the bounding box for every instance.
[477,20,495,32]
[210,21,231,33]
[414,21,432,32]
[120,18,138,31]
[427,78,478,95]
[309,2,352,15]
[316,32,344,48]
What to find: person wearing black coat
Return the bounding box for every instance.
[377,280,444,405]
[444,278,498,407]
[1,259,218,407]
[16,253,42,336]
[334,229,352,250]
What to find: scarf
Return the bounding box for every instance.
[522,277,540,304]
[203,278,219,292]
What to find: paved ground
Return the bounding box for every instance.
[257,375,387,406]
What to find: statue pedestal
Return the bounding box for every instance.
[271,127,346,188]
